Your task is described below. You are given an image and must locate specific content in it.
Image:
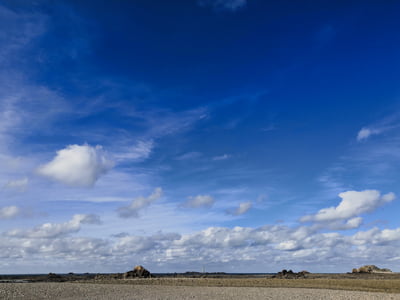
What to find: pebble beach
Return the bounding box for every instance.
[1,283,400,300]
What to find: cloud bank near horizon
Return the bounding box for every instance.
[1,189,399,273]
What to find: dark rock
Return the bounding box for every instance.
[273,269,310,279]
[352,265,392,274]
[124,265,151,278]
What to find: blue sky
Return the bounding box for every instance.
[1,0,400,274]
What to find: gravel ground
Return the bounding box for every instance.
[1,283,400,300]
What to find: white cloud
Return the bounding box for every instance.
[275,240,300,251]
[227,201,252,216]
[301,190,395,223]
[182,195,215,208]
[0,206,21,219]
[198,0,247,11]
[3,177,28,191]
[3,220,400,273]
[379,228,400,243]
[37,144,114,187]
[352,227,400,246]
[5,214,101,239]
[357,127,381,141]
[117,187,163,218]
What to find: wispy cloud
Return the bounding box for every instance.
[117,187,163,218]
[145,107,208,138]
[113,140,154,163]
[212,154,231,161]
[0,81,68,154]
[3,177,28,191]
[0,5,47,65]
[175,151,202,161]
[357,127,384,141]
[0,5,67,158]
[356,114,400,141]
[198,0,247,11]
[261,124,276,132]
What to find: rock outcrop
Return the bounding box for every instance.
[123,265,151,278]
[273,269,310,279]
[352,265,392,274]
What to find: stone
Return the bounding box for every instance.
[123,265,151,278]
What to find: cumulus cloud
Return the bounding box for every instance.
[0,235,111,272]
[352,227,400,246]
[227,201,252,216]
[37,144,114,187]
[3,220,400,273]
[3,177,28,191]
[275,240,300,251]
[117,187,163,218]
[5,214,101,238]
[0,206,21,219]
[182,195,215,208]
[301,190,395,223]
[198,0,247,11]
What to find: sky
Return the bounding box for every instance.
[1,0,400,274]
